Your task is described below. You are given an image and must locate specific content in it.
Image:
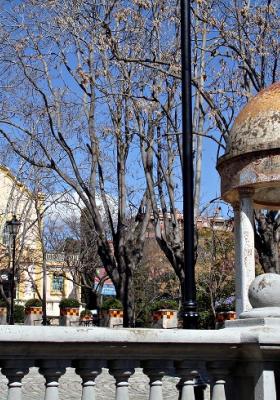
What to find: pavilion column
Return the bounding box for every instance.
[233,188,255,316]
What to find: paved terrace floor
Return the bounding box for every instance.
[0,367,183,399]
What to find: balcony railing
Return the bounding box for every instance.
[46,253,80,263]
[0,322,278,400]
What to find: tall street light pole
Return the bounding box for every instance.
[6,215,21,325]
[180,0,198,329]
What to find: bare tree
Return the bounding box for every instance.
[0,1,154,326]
[0,1,279,328]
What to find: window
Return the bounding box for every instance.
[52,274,64,292]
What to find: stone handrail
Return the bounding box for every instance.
[0,321,278,399]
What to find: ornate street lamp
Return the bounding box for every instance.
[180,0,198,329]
[6,215,21,325]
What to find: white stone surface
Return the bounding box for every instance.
[254,368,276,400]
[234,190,255,315]
[248,273,280,308]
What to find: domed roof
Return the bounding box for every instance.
[226,82,280,158]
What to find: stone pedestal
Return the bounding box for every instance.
[59,307,80,327]
[215,311,236,329]
[0,307,7,325]
[24,307,43,326]
[24,307,42,325]
[152,309,178,329]
[237,273,280,320]
[100,309,123,328]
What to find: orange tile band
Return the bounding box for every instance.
[0,307,7,316]
[216,311,236,322]
[25,307,43,315]
[60,308,79,316]
[108,310,123,318]
[153,310,175,321]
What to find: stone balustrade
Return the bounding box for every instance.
[0,320,278,399]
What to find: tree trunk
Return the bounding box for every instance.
[255,211,280,274]
[118,270,134,328]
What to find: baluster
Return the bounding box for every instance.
[175,361,203,400]
[38,360,68,400]
[109,360,135,400]
[207,362,229,400]
[74,359,103,400]
[142,360,173,400]
[1,359,31,400]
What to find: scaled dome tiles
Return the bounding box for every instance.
[217,82,280,209]
[227,82,280,158]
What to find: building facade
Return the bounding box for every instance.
[0,166,79,317]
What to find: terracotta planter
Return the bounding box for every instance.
[24,306,42,326]
[101,308,123,328]
[152,309,178,329]
[60,307,80,326]
[81,315,92,321]
[215,311,236,329]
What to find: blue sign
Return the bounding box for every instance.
[94,282,116,296]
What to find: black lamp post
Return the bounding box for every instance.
[6,215,21,325]
[180,0,198,329]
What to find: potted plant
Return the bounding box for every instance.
[102,297,123,311]
[14,305,25,324]
[79,309,94,326]
[215,297,236,328]
[150,299,178,329]
[59,298,80,326]
[80,309,92,321]
[150,299,178,313]
[101,297,123,328]
[24,298,43,325]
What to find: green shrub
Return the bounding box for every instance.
[14,305,25,323]
[102,297,123,310]
[150,299,178,312]
[80,309,92,318]
[0,298,7,307]
[59,298,80,308]
[25,298,42,308]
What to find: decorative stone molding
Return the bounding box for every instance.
[38,360,68,400]
[175,361,204,400]
[109,360,135,400]
[0,324,278,398]
[142,360,173,400]
[74,359,103,400]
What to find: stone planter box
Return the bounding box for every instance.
[101,309,123,328]
[0,307,7,325]
[215,311,236,329]
[152,309,178,329]
[81,315,92,321]
[24,307,42,326]
[60,307,80,327]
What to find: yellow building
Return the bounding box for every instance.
[0,165,80,317]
